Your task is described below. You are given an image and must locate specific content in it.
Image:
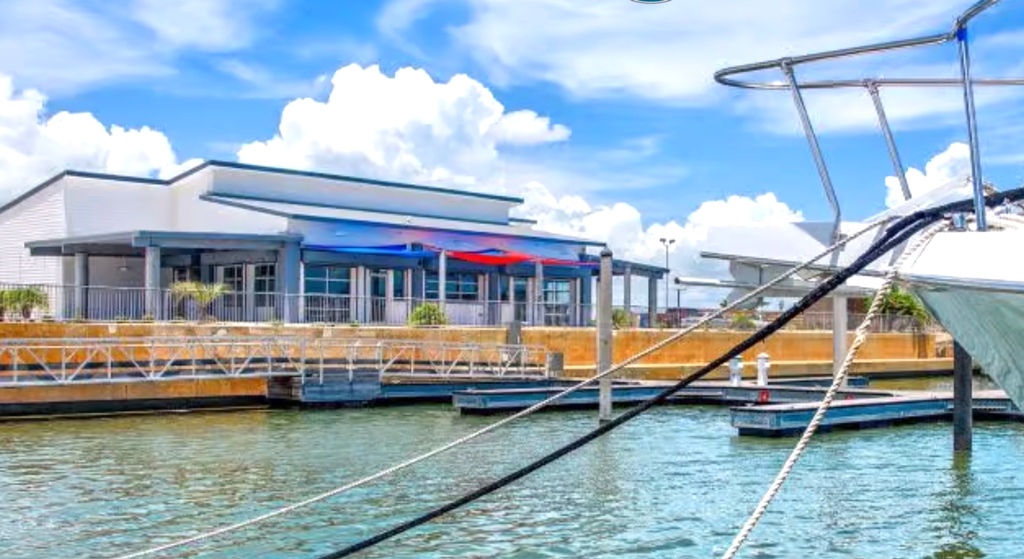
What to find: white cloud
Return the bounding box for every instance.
[391,0,966,103]
[884,142,971,208]
[0,74,184,200]
[128,0,279,52]
[0,0,282,95]
[237,64,571,188]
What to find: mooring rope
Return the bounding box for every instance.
[108,221,890,559]
[718,218,950,559]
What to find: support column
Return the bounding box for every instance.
[954,341,973,453]
[354,266,367,323]
[278,241,300,323]
[647,275,658,328]
[623,264,632,325]
[487,271,501,325]
[144,246,162,319]
[832,295,848,384]
[569,277,579,326]
[535,260,545,326]
[74,253,89,320]
[580,275,593,326]
[438,250,447,305]
[597,248,614,423]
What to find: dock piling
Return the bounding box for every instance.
[597,248,613,423]
[756,353,770,386]
[953,341,973,453]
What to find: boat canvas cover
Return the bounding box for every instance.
[899,230,1024,410]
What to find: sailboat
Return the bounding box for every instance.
[700,0,1024,408]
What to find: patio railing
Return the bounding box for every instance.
[0,282,939,332]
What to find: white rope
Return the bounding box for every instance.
[110,219,890,559]
[719,219,949,559]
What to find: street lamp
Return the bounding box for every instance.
[658,237,675,316]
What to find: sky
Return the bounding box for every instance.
[1,0,1022,306]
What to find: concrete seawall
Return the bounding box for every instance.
[0,323,949,415]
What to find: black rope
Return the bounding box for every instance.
[312,186,1024,559]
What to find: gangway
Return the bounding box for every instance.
[0,337,555,387]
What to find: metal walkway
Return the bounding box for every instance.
[0,337,554,386]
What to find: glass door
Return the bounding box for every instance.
[369,269,388,323]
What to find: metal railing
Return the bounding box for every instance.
[0,337,554,387]
[0,282,594,327]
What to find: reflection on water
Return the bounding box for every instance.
[870,375,1002,393]
[1,406,1022,559]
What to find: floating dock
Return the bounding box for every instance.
[730,390,1023,437]
[452,379,880,414]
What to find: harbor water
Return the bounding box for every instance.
[2,404,1022,559]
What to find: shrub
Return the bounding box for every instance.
[611,308,631,329]
[730,312,757,331]
[171,281,231,321]
[1,287,49,320]
[408,303,448,326]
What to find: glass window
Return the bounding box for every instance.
[426,272,479,301]
[392,270,406,298]
[543,279,571,304]
[254,264,276,306]
[304,266,351,296]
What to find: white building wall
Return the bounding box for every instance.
[0,183,66,285]
[172,170,288,234]
[208,166,513,224]
[64,176,172,236]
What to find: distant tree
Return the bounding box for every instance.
[866,286,931,324]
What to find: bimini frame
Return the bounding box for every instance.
[714,0,1017,239]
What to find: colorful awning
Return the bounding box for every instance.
[304,243,597,266]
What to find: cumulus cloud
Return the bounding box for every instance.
[0,74,184,200]
[884,142,970,208]
[235,63,806,306]
[237,64,571,189]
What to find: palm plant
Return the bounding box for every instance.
[171,282,231,321]
[4,287,49,320]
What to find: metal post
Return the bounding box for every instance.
[867,82,912,201]
[623,264,632,325]
[953,341,973,453]
[438,250,447,307]
[782,61,842,244]
[957,26,987,231]
[647,276,658,328]
[144,246,162,320]
[597,248,614,423]
[74,253,89,320]
[535,260,545,326]
[832,295,848,386]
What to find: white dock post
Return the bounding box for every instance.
[729,356,743,387]
[597,248,614,423]
[756,353,770,386]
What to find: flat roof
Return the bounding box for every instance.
[202,195,605,247]
[0,160,526,219]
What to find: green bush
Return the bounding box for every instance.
[870,286,930,323]
[408,303,448,326]
[0,287,49,320]
[171,281,231,321]
[730,312,756,331]
[611,308,631,329]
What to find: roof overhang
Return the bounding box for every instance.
[26,231,302,256]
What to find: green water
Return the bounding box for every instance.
[1,405,1022,559]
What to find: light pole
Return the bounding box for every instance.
[658,237,675,316]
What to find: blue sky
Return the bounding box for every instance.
[1,0,1023,302]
